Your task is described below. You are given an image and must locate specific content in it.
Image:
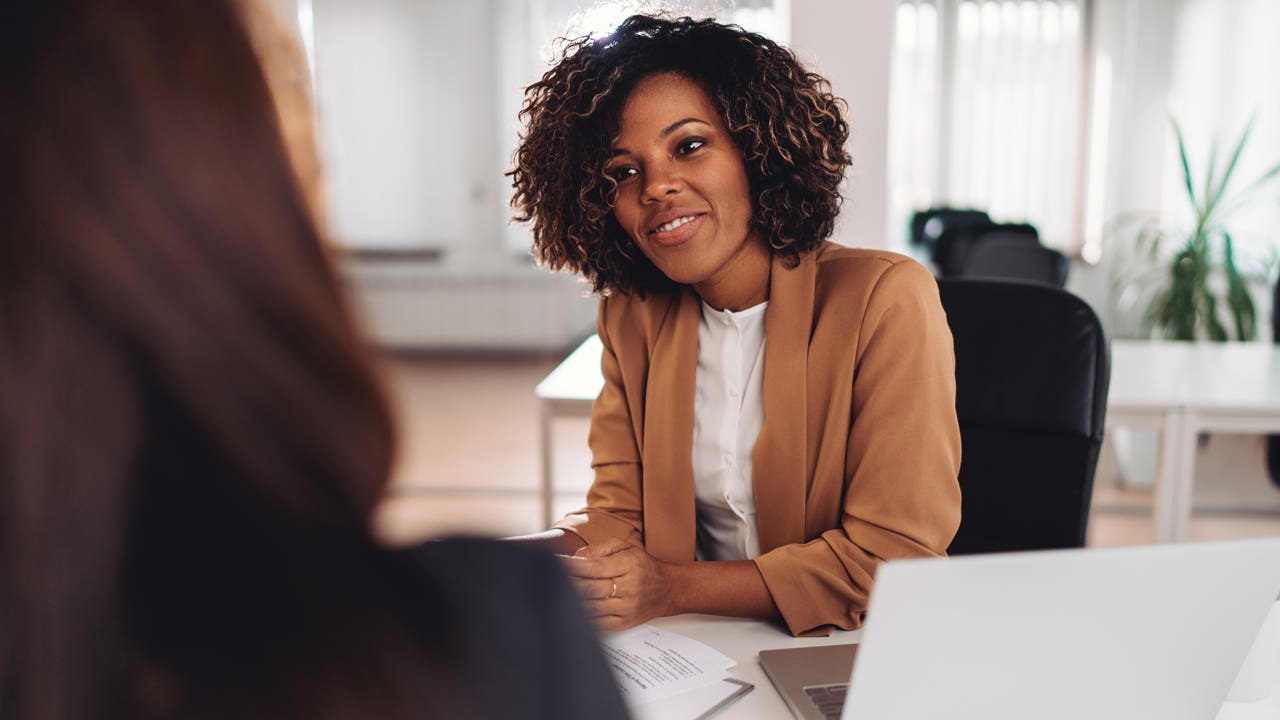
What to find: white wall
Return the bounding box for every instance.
[312,0,502,252]
[790,0,896,249]
[1071,0,1180,332]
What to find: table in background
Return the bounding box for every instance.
[537,336,1280,541]
[1108,340,1280,542]
[534,335,604,526]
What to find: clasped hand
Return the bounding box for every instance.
[561,539,673,631]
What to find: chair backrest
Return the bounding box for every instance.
[938,279,1111,554]
[935,222,1038,277]
[958,233,1070,287]
[909,207,991,253]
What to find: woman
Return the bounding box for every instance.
[510,15,962,636]
[0,2,625,718]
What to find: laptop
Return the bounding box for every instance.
[760,538,1280,720]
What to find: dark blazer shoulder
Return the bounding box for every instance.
[396,539,629,719]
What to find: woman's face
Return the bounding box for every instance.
[604,73,758,288]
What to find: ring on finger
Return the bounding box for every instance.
[608,579,618,599]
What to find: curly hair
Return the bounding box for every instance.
[509,14,851,296]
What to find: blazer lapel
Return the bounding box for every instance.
[642,288,700,561]
[752,252,815,552]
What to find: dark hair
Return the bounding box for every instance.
[509,14,852,296]
[0,1,455,717]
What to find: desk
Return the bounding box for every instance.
[537,336,1280,541]
[654,610,1280,719]
[1109,340,1280,542]
[647,614,858,718]
[535,335,604,526]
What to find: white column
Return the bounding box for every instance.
[789,0,896,249]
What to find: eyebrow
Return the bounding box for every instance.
[610,117,711,157]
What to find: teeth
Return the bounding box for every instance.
[654,215,697,233]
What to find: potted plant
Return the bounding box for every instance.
[1108,117,1280,341]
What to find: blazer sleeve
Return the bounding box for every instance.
[551,299,646,547]
[753,260,962,636]
[400,539,631,719]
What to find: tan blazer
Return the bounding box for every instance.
[553,243,962,636]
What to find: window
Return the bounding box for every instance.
[888,0,1089,253]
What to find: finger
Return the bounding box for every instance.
[574,539,633,559]
[572,539,622,558]
[591,610,641,633]
[590,580,611,600]
[571,577,617,601]
[560,554,629,580]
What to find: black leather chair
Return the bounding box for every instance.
[958,233,1070,287]
[939,279,1111,554]
[935,221,1039,278]
[909,207,990,256]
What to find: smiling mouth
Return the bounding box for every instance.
[651,215,700,234]
[646,213,706,247]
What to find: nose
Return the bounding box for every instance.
[641,163,682,203]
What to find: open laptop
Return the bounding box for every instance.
[760,538,1280,720]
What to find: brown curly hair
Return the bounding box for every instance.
[509,14,851,296]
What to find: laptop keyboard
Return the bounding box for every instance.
[804,683,848,719]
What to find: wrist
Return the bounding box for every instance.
[656,560,691,617]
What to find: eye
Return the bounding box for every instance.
[676,138,706,155]
[607,165,638,183]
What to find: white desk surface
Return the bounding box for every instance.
[535,334,604,402]
[1110,340,1280,415]
[646,614,859,718]
[650,611,1280,719]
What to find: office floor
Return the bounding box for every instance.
[372,353,1280,549]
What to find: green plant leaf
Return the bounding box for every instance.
[1221,232,1258,341]
[1202,290,1227,341]
[1203,129,1221,217]
[1231,159,1280,202]
[1137,114,1277,343]
[1159,246,1205,340]
[1171,118,1198,216]
[1202,115,1255,227]
[1137,225,1164,260]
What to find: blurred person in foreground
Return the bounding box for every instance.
[510,15,962,637]
[0,2,627,718]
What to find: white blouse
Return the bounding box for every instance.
[692,299,767,561]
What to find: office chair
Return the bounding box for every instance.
[957,233,1070,287]
[908,207,990,256]
[935,222,1039,278]
[939,279,1111,554]
[1269,275,1280,490]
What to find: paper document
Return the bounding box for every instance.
[600,624,752,718]
[632,678,754,720]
